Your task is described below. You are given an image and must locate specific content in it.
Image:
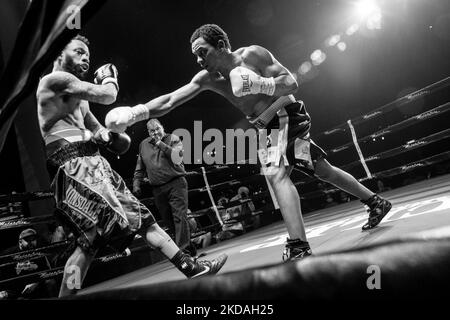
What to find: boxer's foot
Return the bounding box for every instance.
[282,238,312,262]
[361,195,392,230]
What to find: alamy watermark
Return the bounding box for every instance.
[65,265,81,290]
[170,121,280,167]
[66,5,81,30]
[366,264,381,290]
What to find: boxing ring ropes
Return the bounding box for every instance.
[0,75,449,297]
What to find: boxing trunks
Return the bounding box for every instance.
[248,95,327,176]
[46,139,155,254]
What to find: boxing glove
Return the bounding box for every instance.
[94,128,131,155]
[105,104,149,133]
[94,63,119,91]
[229,66,275,97]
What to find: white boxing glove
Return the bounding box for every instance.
[229,66,275,97]
[105,104,149,133]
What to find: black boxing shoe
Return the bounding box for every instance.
[171,251,228,278]
[361,195,392,231]
[282,238,312,262]
[189,254,228,278]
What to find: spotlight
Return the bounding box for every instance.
[366,11,382,30]
[310,49,326,66]
[337,42,347,51]
[325,34,341,47]
[354,0,382,30]
[310,49,322,61]
[298,61,312,75]
[355,0,380,19]
[346,24,360,36]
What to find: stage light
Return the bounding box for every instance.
[346,24,360,36]
[353,0,382,30]
[298,61,312,75]
[366,11,382,30]
[310,49,322,61]
[355,0,380,19]
[325,34,341,47]
[310,49,326,66]
[337,42,347,51]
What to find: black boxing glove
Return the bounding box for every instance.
[94,128,130,155]
[94,63,119,91]
[107,131,131,155]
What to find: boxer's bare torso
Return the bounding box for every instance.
[36,71,111,145]
[37,71,89,139]
[191,42,291,118]
[195,64,278,118]
[192,38,296,117]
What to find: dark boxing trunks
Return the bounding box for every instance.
[250,95,327,176]
[47,140,156,254]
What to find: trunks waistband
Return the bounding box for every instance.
[247,94,296,129]
[47,140,100,168]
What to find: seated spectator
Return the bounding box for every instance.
[376,179,391,193]
[187,209,212,250]
[48,222,76,268]
[217,190,245,241]
[323,193,338,208]
[338,191,351,203]
[233,186,261,231]
[19,228,38,251]
[49,223,69,243]
[0,228,57,300]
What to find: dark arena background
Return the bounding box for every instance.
[0,0,449,313]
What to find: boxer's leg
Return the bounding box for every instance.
[145,223,179,258]
[315,158,392,230]
[58,228,98,297]
[266,161,306,241]
[265,161,312,261]
[314,158,374,200]
[145,223,227,278]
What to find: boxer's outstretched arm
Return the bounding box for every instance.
[45,71,118,105]
[105,71,209,132]
[143,72,206,117]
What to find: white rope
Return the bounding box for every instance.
[201,167,224,227]
[347,120,372,179]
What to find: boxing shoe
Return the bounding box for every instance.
[361,194,392,231]
[171,251,228,278]
[282,238,312,262]
[189,254,228,278]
